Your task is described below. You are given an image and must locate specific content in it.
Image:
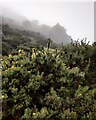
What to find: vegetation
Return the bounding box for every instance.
[1,38,96,119]
[2,25,58,56]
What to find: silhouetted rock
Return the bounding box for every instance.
[48,23,71,44]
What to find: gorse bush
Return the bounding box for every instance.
[2,41,96,120]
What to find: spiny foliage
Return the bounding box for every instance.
[1,40,96,120]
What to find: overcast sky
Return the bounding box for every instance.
[1,0,94,43]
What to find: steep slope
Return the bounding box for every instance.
[1,8,72,44]
[2,14,71,44]
[2,24,47,55]
[22,22,72,44]
[2,24,58,55]
[48,23,71,44]
[2,24,31,55]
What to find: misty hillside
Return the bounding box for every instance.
[2,8,72,44]
[48,23,71,44]
[2,24,58,55]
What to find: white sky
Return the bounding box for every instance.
[1,0,95,43]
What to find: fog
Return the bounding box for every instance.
[1,1,94,43]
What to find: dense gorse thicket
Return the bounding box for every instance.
[2,40,96,120]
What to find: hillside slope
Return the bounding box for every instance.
[2,24,58,55]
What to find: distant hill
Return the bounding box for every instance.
[47,23,71,44]
[21,21,72,44]
[2,24,31,55]
[35,23,71,44]
[2,24,58,55]
[1,8,72,44]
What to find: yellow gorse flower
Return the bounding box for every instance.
[18,49,22,53]
[32,53,36,59]
[44,50,47,55]
[12,61,15,64]
[2,95,4,99]
[8,54,12,58]
[18,49,25,55]
[38,51,42,54]
[32,48,36,59]
[32,48,35,52]
[11,66,16,69]
[5,61,8,65]
[33,113,36,115]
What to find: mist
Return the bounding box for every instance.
[1,1,94,44]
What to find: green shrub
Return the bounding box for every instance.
[2,42,96,120]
